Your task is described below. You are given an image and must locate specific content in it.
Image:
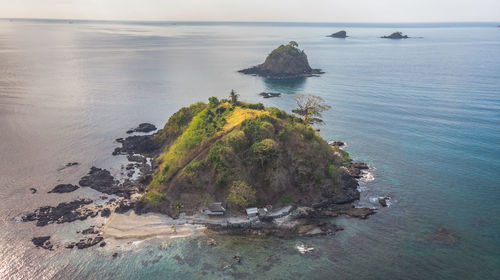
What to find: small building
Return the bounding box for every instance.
[246,207,258,218]
[205,202,226,216]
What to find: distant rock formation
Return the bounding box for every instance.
[239,41,323,79]
[327,30,347,38]
[381,32,409,39]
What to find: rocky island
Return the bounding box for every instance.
[23,94,378,250]
[381,32,409,39]
[239,41,324,79]
[327,30,348,38]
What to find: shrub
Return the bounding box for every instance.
[227,181,256,209]
[146,190,167,205]
[251,138,279,166]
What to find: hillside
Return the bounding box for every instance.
[144,97,358,216]
[239,41,324,79]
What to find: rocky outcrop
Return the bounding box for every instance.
[22,199,94,226]
[113,135,161,156]
[126,123,157,134]
[327,30,347,38]
[259,92,281,98]
[32,236,53,250]
[66,236,104,249]
[78,167,126,196]
[48,184,79,193]
[381,32,409,39]
[239,41,323,79]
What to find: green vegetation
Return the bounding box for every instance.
[227,180,257,209]
[145,97,350,214]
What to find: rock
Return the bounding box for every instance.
[29,188,37,194]
[81,226,99,235]
[239,41,323,79]
[378,197,389,207]
[233,254,242,264]
[112,135,160,156]
[328,141,345,147]
[57,162,79,171]
[32,236,53,250]
[351,162,369,169]
[259,92,281,98]
[381,32,409,39]
[99,241,106,247]
[132,123,157,133]
[76,236,104,249]
[65,242,75,249]
[112,252,118,258]
[22,199,94,226]
[127,154,147,163]
[344,207,376,219]
[101,208,111,217]
[79,167,126,196]
[327,30,347,38]
[114,200,135,214]
[48,184,79,193]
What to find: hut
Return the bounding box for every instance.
[205,202,226,216]
[246,207,258,218]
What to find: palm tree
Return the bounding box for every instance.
[229,89,239,105]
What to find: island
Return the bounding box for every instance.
[327,30,347,38]
[239,41,324,79]
[381,32,409,39]
[23,93,378,250]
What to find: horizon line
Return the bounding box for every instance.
[2,17,499,25]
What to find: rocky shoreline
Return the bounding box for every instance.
[23,122,382,251]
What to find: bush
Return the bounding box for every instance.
[146,190,167,205]
[224,130,248,152]
[251,138,279,166]
[227,181,256,209]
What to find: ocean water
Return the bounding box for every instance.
[0,20,499,279]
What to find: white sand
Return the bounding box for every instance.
[102,211,206,240]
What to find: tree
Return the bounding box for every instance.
[292,94,331,125]
[229,89,239,105]
[227,180,256,209]
[288,41,299,48]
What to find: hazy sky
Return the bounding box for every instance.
[1,0,499,22]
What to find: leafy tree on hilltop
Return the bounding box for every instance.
[292,94,331,125]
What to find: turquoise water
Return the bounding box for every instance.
[0,20,499,279]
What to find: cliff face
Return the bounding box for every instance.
[145,98,357,216]
[239,41,323,79]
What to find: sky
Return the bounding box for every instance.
[0,0,499,22]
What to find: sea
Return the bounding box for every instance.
[0,19,499,279]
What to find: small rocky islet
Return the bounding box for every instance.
[327,30,348,38]
[239,41,324,79]
[381,32,409,39]
[23,97,383,251]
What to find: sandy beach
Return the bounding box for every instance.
[102,212,206,239]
